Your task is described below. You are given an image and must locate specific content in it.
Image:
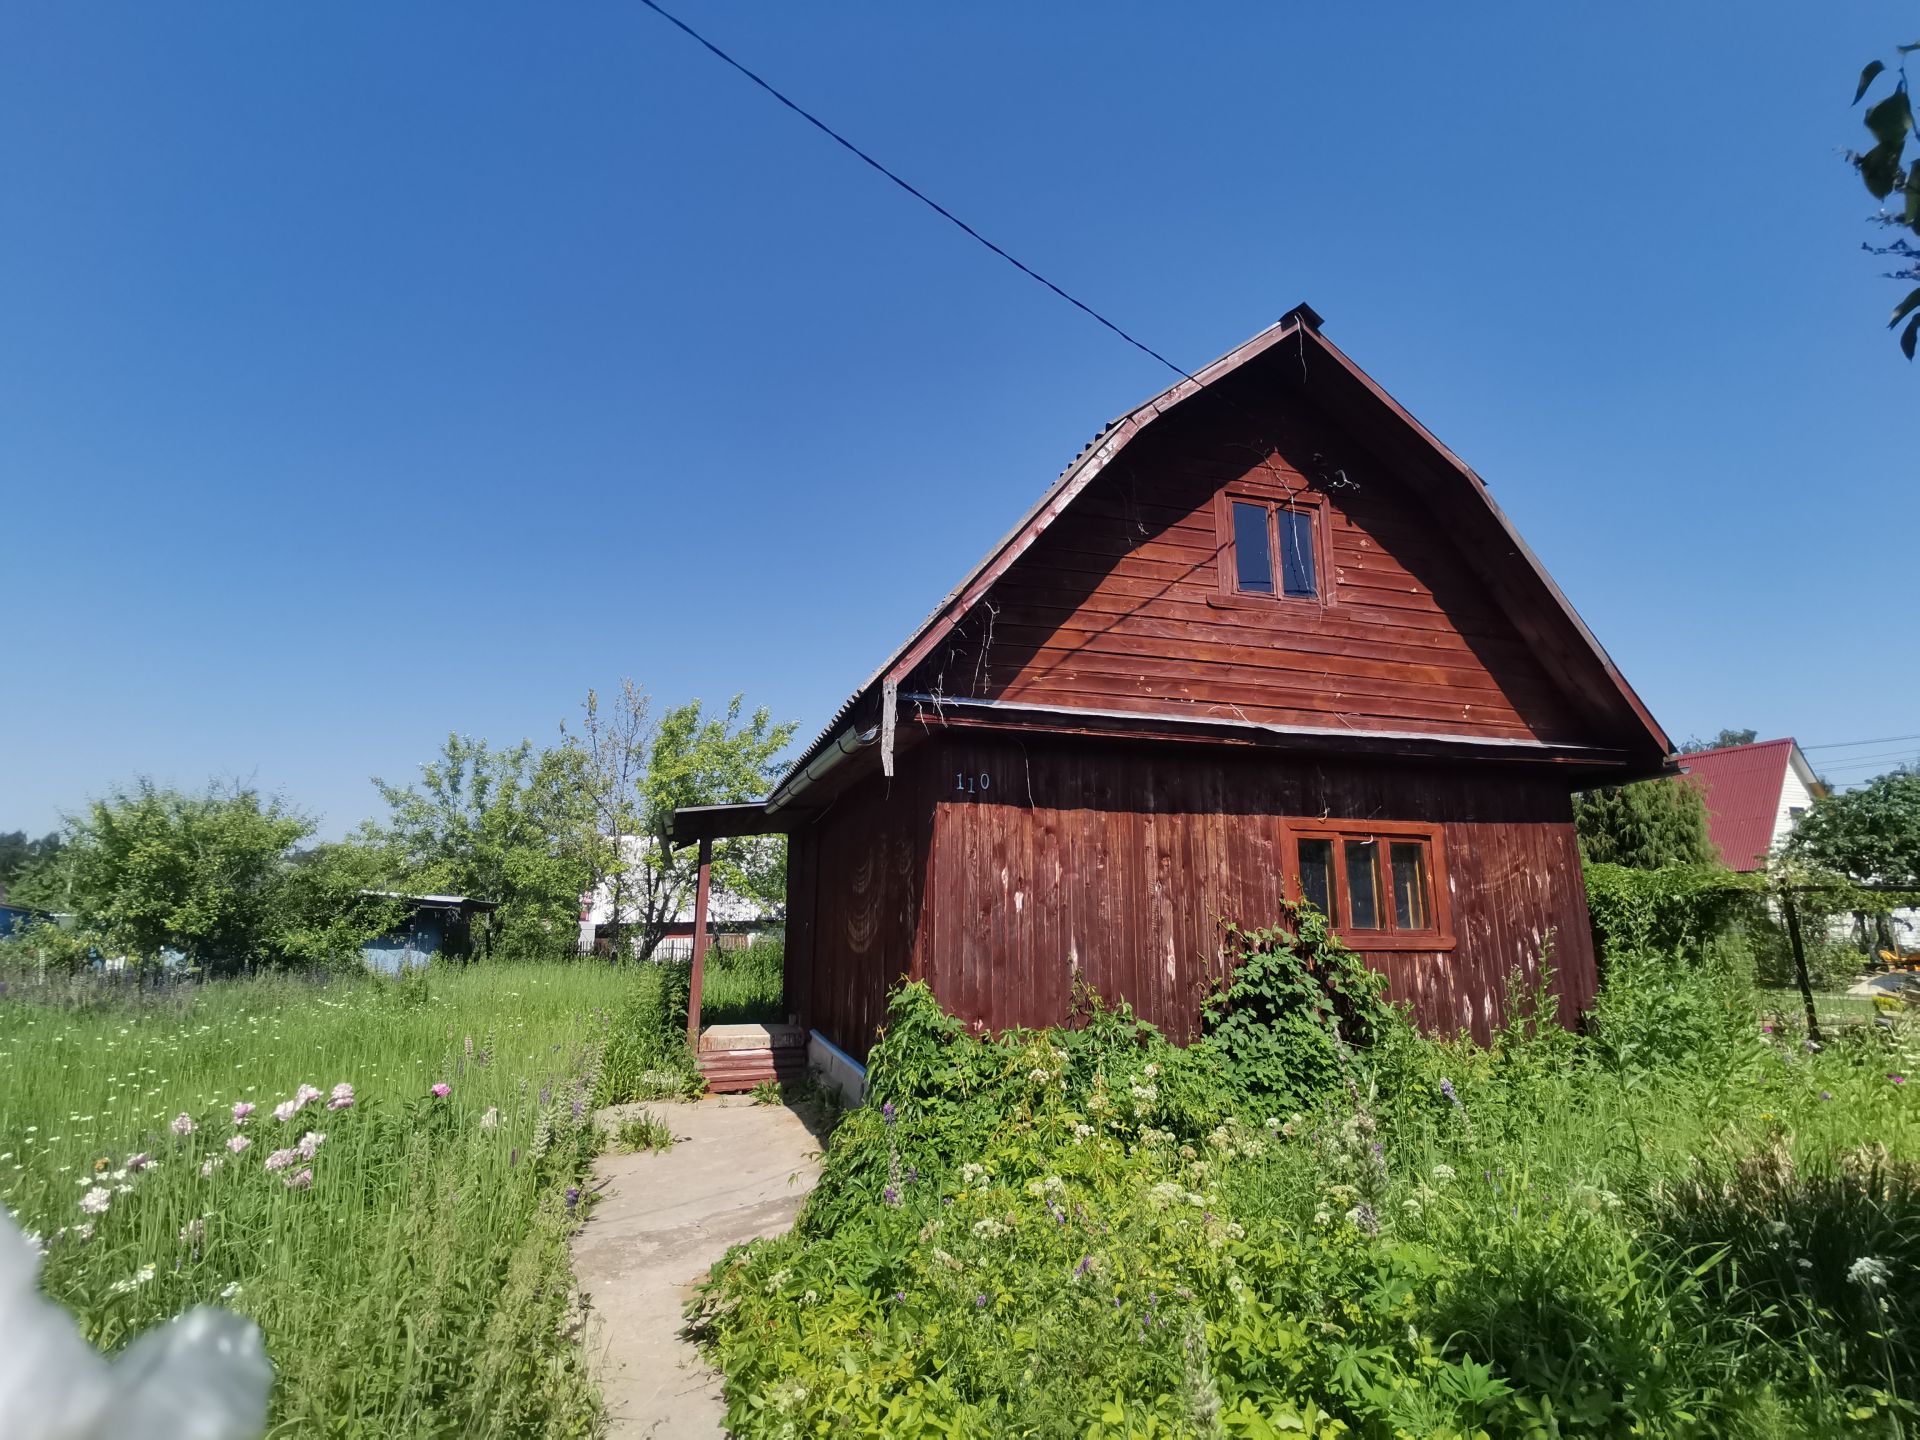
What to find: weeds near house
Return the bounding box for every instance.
[749,1078,782,1107]
[692,905,1920,1438]
[613,1109,675,1153]
[0,961,633,1436]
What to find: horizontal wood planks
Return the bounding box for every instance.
[794,736,1596,1059]
[911,386,1591,746]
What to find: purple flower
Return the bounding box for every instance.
[327,1083,354,1111]
[170,1113,196,1137]
[283,1167,314,1190]
[231,1102,255,1125]
[430,1083,451,1099]
[882,1185,901,1206]
[882,1101,896,1125]
[1891,1074,1908,1086]
[264,1148,298,1173]
[1074,1255,1093,1276]
[893,1290,906,1302]
[565,1186,580,1209]
[124,1152,152,1173]
[1820,1091,1833,1101]
[974,1294,988,1308]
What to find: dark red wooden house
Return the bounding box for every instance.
[674,307,1672,1085]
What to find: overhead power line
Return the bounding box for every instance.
[1803,732,1920,751]
[633,0,1195,384]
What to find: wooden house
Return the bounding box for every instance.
[673,307,1672,1088]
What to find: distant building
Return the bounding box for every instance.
[359,893,498,974]
[578,835,779,960]
[1675,738,1821,872]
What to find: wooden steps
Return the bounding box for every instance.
[698,1023,809,1094]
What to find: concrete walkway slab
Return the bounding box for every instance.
[572,1097,825,1439]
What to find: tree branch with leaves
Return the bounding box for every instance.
[1851,38,1920,356]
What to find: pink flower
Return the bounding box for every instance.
[263,1148,298,1173]
[327,1083,355,1111]
[430,1083,451,1099]
[1892,1074,1908,1085]
[295,1131,325,1160]
[124,1152,152,1173]
[232,1102,255,1125]
[272,1100,299,1124]
[283,1167,313,1190]
[227,1135,252,1155]
[171,1113,197,1137]
[294,1084,322,1108]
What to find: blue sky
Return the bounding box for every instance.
[3,2,1914,836]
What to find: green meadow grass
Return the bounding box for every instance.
[0,961,640,1438]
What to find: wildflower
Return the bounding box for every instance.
[1345,1203,1380,1235]
[179,1218,205,1243]
[125,1152,152,1173]
[271,1101,299,1124]
[1431,1164,1456,1183]
[480,1107,500,1131]
[295,1131,325,1160]
[430,1083,451,1099]
[974,1294,988,1308]
[294,1083,322,1108]
[226,1135,251,1155]
[883,1185,900,1206]
[199,1157,225,1177]
[283,1167,314,1190]
[1439,1078,1463,1110]
[170,1113,197,1137]
[763,1268,792,1294]
[1849,1256,1892,1290]
[1890,1074,1907,1086]
[1821,1090,1833,1101]
[263,1148,298,1173]
[565,1186,580,1209]
[70,1221,94,1241]
[1028,1067,1052,1084]
[1072,1122,1094,1140]
[327,1082,355,1111]
[107,1263,156,1296]
[231,1101,255,1125]
[1265,1116,1282,1132]
[220,1282,243,1300]
[881,1101,896,1124]
[971,1217,1008,1239]
[79,1187,110,1216]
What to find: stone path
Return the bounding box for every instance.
[571,1097,825,1439]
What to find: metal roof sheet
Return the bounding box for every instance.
[1676,738,1797,871]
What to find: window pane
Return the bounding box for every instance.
[1231,501,1274,594]
[1278,509,1318,597]
[1390,842,1429,930]
[1297,837,1334,917]
[1344,839,1380,929]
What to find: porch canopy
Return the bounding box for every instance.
[666,801,793,1049]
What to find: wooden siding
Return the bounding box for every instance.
[795,736,1595,1059]
[911,382,1589,746]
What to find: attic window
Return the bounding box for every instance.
[1282,819,1452,950]
[1221,493,1323,601]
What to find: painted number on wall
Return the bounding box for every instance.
[955,771,991,795]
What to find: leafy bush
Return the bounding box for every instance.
[593,965,700,1106]
[693,941,1920,1438]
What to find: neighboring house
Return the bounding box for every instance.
[577,835,778,960]
[672,306,1673,1074]
[1674,737,1821,871]
[359,893,498,974]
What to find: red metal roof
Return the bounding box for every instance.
[1676,739,1796,871]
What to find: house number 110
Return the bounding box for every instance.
[955,771,991,794]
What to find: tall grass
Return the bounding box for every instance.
[0,962,636,1436]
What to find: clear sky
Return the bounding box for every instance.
[3,2,1915,836]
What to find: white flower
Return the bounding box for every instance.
[79,1188,110,1216]
[219,1282,243,1301]
[0,1208,271,1436]
[1431,1164,1456,1184]
[270,1101,299,1125]
[479,1107,500,1131]
[226,1136,251,1156]
[170,1113,196,1137]
[108,1264,156,1295]
[294,1132,325,1160]
[1849,1256,1893,1290]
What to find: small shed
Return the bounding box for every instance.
[673,307,1674,1084]
[359,893,498,974]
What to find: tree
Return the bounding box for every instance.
[0,829,65,901]
[39,780,390,971]
[364,734,602,960]
[1850,39,1920,356]
[1678,728,1757,754]
[1789,767,1920,890]
[1573,777,1720,870]
[567,688,796,961]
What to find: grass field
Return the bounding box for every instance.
[0,961,641,1437]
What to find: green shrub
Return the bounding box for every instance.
[593,967,700,1106]
[614,1108,675,1152]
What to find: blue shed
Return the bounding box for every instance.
[358,893,498,974]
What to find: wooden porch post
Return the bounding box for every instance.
[686,836,712,1050]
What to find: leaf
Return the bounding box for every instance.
[1865,89,1914,149]
[1902,310,1920,360]
[1857,59,1887,104]
[1861,140,1905,199]
[1890,284,1920,329]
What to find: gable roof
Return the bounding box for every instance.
[1676,737,1808,872]
[771,307,1671,807]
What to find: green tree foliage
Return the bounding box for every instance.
[32,780,392,970]
[1572,777,1719,870]
[1789,767,1920,888]
[1678,727,1757,753]
[568,686,796,960]
[364,734,601,960]
[0,829,64,900]
[1850,39,1920,356]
